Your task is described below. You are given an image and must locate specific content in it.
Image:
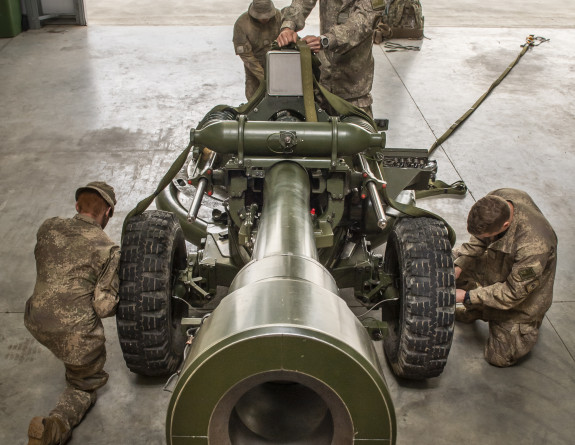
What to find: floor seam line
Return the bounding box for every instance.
[382,48,476,201]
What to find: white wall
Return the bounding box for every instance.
[20,0,76,14]
[42,0,75,14]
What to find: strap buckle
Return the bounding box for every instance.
[522,35,550,47]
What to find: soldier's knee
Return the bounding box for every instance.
[484,348,517,367]
[484,320,539,367]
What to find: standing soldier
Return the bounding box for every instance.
[277,0,378,116]
[454,188,558,367]
[25,182,120,445]
[233,0,281,100]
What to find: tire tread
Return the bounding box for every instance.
[384,217,456,379]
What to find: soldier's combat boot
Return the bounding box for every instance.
[455,305,483,323]
[27,415,68,445]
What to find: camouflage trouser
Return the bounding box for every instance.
[485,319,541,367]
[25,308,109,440]
[456,264,541,367]
[244,69,262,101]
[49,386,98,443]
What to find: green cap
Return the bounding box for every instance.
[249,0,276,20]
[75,181,117,216]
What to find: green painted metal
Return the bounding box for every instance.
[0,0,21,38]
[251,162,319,260]
[190,120,385,157]
[155,182,208,246]
[166,162,396,444]
[114,47,460,444]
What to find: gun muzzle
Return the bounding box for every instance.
[166,162,396,444]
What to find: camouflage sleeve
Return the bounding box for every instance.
[453,236,487,270]
[92,246,120,318]
[325,0,378,54]
[280,0,317,32]
[239,52,266,80]
[234,18,265,80]
[469,246,550,310]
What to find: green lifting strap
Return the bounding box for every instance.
[273,40,376,127]
[121,41,382,240]
[315,79,378,130]
[120,49,276,239]
[119,99,249,240]
[127,35,515,241]
[121,136,194,239]
[382,184,457,246]
[428,35,549,156]
[237,79,266,114]
[417,35,549,206]
[296,40,318,122]
[298,42,379,129]
[286,42,461,244]
[120,71,274,240]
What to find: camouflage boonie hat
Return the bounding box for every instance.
[249,0,276,20]
[75,181,117,216]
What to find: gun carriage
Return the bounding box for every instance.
[117,48,456,445]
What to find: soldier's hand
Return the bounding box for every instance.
[302,35,321,53]
[456,289,466,303]
[454,266,462,279]
[277,28,298,47]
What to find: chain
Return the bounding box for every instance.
[382,156,428,168]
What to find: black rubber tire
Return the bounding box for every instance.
[383,217,455,379]
[117,210,188,377]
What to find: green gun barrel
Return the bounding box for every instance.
[166,162,396,444]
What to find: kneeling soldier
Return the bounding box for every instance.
[25,182,120,444]
[454,188,557,367]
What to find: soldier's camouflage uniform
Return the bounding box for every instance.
[281,0,377,112]
[233,10,281,100]
[454,188,557,367]
[25,213,120,442]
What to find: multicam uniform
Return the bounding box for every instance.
[25,213,120,441]
[281,0,377,111]
[454,189,557,367]
[233,10,282,100]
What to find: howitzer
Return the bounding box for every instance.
[117,48,456,444]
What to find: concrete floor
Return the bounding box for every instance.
[1,1,575,444]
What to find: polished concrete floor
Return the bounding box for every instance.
[1,1,574,444]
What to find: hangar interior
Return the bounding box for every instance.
[1,0,574,444]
